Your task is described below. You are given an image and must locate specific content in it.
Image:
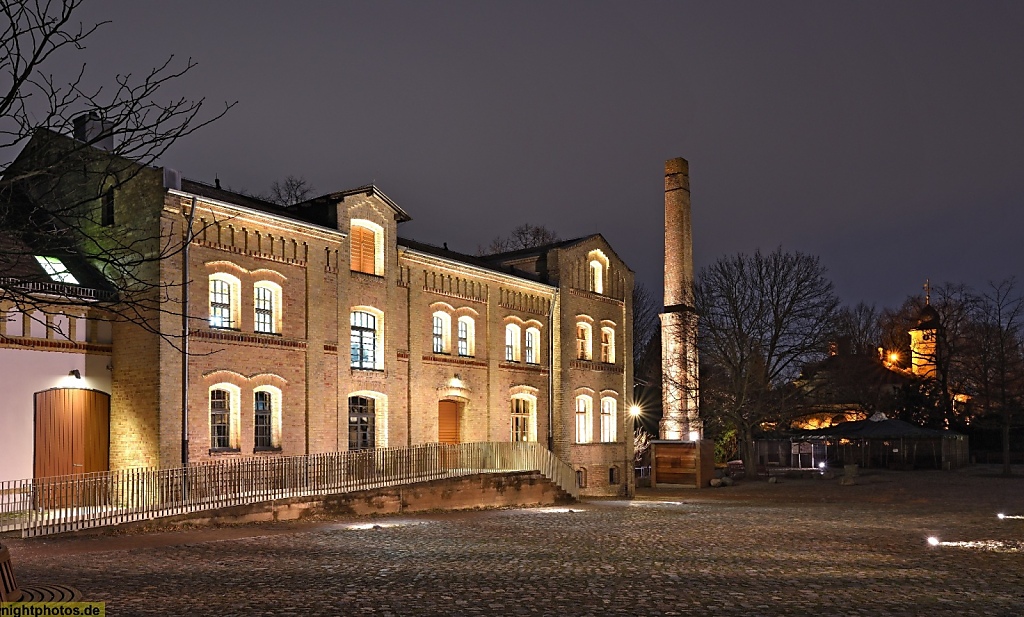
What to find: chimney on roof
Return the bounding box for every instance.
[72,112,114,151]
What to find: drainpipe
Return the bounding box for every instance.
[182,197,198,470]
[547,291,556,452]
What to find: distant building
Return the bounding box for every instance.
[1,125,635,497]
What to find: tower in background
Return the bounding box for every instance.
[660,157,700,440]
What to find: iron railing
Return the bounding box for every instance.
[0,442,577,538]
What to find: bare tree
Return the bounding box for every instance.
[0,0,231,340]
[963,279,1024,475]
[694,248,839,477]
[834,302,882,355]
[632,282,660,381]
[478,223,559,254]
[259,175,314,206]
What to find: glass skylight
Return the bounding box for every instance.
[34,256,80,285]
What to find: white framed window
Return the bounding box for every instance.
[525,327,540,364]
[253,385,283,450]
[350,220,384,276]
[351,308,383,370]
[575,395,593,444]
[511,395,537,442]
[209,272,241,329]
[210,383,241,450]
[432,311,451,354]
[348,391,389,450]
[600,396,617,442]
[254,281,283,334]
[600,326,615,364]
[576,322,592,361]
[35,256,79,285]
[457,315,475,357]
[505,323,521,362]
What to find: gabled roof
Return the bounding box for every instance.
[306,185,412,223]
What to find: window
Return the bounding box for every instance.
[350,220,383,276]
[576,323,592,361]
[254,390,272,448]
[351,310,380,370]
[457,316,475,357]
[432,311,451,354]
[525,327,540,364]
[253,282,282,334]
[609,466,620,485]
[600,397,617,442]
[210,389,231,449]
[505,323,521,362]
[576,468,587,489]
[101,188,114,227]
[349,395,375,450]
[587,250,609,294]
[511,396,536,442]
[575,395,593,444]
[600,327,615,364]
[209,273,240,329]
[34,256,79,285]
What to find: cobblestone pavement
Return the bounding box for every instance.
[6,466,1024,616]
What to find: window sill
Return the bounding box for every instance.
[350,270,385,280]
[351,366,384,372]
[209,326,240,332]
[209,447,241,455]
[254,330,283,337]
[254,446,282,453]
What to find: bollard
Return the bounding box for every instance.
[0,542,21,603]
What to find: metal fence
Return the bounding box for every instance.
[0,442,578,538]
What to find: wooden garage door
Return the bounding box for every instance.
[438,401,460,444]
[34,388,110,479]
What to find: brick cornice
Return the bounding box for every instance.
[192,329,307,349]
[0,337,112,353]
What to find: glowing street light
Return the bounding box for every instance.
[629,405,642,419]
[888,352,900,364]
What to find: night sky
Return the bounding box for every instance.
[46,1,1024,309]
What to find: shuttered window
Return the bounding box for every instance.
[350,225,377,275]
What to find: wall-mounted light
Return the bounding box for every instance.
[68,369,81,379]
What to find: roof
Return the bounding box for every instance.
[306,185,412,223]
[912,304,941,330]
[179,179,338,228]
[794,416,960,440]
[398,237,544,282]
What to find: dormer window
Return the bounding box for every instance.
[35,256,79,285]
[350,220,384,276]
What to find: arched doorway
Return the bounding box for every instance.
[34,388,110,479]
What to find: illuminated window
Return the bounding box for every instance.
[587,250,609,294]
[600,327,615,363]
[575,395,593,444]
[351,310,382,370]
[253,387,282,450]
[432,311,451,354]
[254,281,282,334]
[457,316,475,356]
[525,327,540,364]
[350,220,383,276]
[34,256,79,285]
[576,322,592,361]
[511,395,537,442]
[209,273,240,329]
[348,395,376,450]
[209,383,241,450]
[600,397,617,442]
[505,323,521,362]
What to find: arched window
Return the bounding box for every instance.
[575,395,593,444]
[505,323,522,362]
[432,311,451,354]
[253,385,283,450]
[510,394,537,442]
[576,322,593,361]
[209,273,241,329]
[457,315,475,357]
[351,309,383,370]
[254,281,283,334]
[600,396,617,442]
[525,326,540,364]
[350,220,384,276]
[210,383,241,450]
[600,326,615,364]
[348,395,375,450]
[587,250,609,294]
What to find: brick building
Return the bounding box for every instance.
[3,127,635,497]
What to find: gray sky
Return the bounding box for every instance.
[49,1,1024,308]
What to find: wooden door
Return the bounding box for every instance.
[438,401,460,444]
[34,388,110,479]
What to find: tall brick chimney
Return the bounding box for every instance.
[660,157,700,440]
